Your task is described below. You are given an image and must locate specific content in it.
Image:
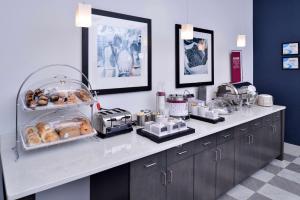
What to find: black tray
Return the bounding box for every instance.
[190,115,225,124]
[136,127,195,143]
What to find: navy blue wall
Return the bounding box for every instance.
[254,0,300,145]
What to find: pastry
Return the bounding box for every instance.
[66,93,77,104]
[80,119,93,135]
[37,99,48,106]
[53,97,64,105]
[25,90,35,107]
[39,95,48,101]
[26,133,42,145]
[75,90,91,102]
[25,126,41,145]
[27,100,36,108]
[34,88,44,98]
[36,122,52,134]
[25,90,34,100]
[25,126,38,135]
[50,95,59,102]
[58,127,81,138]
[41,131,59,143]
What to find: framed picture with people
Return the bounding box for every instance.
[82,8,152,95]
[175,24,214,88]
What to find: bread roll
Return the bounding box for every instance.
[80,119,93,135]
[25,127,41,145]
[36,122,51,134]
[58,127,81,138]
[41,131,59,143]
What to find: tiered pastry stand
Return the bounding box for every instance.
[14,64,97,161]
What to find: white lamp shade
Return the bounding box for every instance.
[181,24,194,40]
[237,34,246,47]
[75,3,92,27]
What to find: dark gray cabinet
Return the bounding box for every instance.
[194,137,217,200]
[167,156,194,200]
[251,118,265,169]
[235,112,283,185]
[131,143,194,200]
[130,152,166,200]
[216,138,235,198]
[271,114,281,158]
[130,112,283,200]
[194,129,235,199]
[235,123,256,184]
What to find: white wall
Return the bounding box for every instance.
[0,0,253,135]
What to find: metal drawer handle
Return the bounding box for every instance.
[254,123,260,126]
[240,128,247,132]
[248,135,251,144]
[274,126,277,133]
[251,135,254,144]
[161,171,167,186]
[202,141,212,146]
[177,150,188,155]
[144,162,157,168]
[222,134,231,139]
[219,148,222,160]
[167,169,173,183]
[215,150,219,161]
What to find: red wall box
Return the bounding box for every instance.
[231,51,242,83]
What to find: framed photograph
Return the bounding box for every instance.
[175,24,214,88]
[282,42,299,55]
[82,9,152,95]
[282,57,299,70]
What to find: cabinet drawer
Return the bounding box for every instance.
[167,142,194,165]
[235,123,249,136]
[273,112,281,122]
[262,115,273,126]
[250,118,263,130]
[131,152,166,173]
[217,129,234,145]
[194,135,216,154]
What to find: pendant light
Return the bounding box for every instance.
[237,34,246,48]
[181,0,193,40]
[75,3,92,27]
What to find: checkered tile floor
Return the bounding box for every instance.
[218,143,300,200]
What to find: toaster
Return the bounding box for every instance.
[94,108,133,138]
[257,94,273,107]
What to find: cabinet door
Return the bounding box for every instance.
[167,157,194,200]
[194,149,217,200]
[271,121,281,158]
[235,126,255,183]
[130,153,166,200]
[261,124,274,165]
[216,140,235,198]
[250,119,267,169]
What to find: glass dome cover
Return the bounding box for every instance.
[20,110,97,150]
[22,74,95,111]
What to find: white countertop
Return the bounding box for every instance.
[1,105,286,200]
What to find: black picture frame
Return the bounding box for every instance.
[282,42,299,56]
[175,24,214,88]
[82,9,152,95]
[282,57,300,70]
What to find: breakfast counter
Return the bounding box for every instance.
[1,105,286,200]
